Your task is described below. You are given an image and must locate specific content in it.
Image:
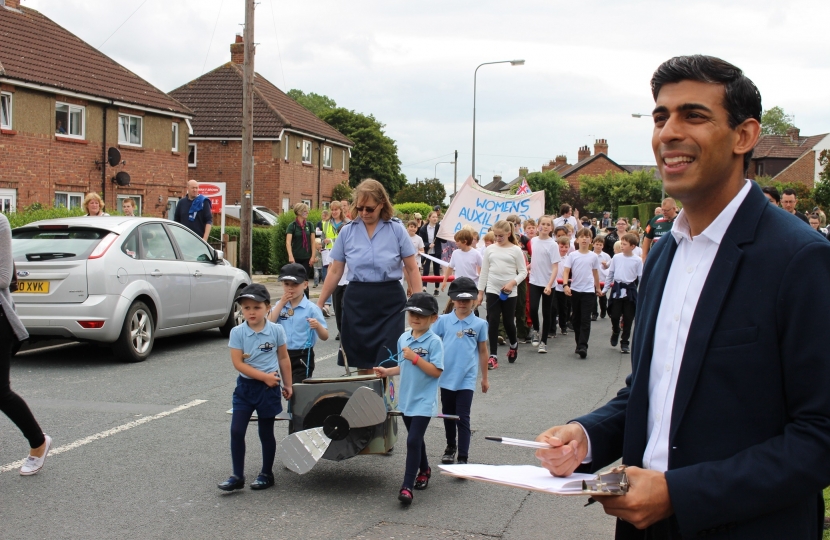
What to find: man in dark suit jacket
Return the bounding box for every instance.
[418,211,444,294]
[535,55,830,539]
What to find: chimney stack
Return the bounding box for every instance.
[519,167,529,177]
[786,126,800,142]
[594,138,608,156]
[2,0,21,9]
[230,34,245,65]
[578,145,591,162]
[493,175,502,185]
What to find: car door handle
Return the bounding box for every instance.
[193,270,202,278]
[150,270,162,277]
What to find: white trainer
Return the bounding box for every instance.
[531,330,540,347]
[20,434,52,476]
[538,343,547,354]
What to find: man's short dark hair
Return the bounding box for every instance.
[651,55,762,172]
[782,188,797,198]
[559,204,571,216]
[761,186,780,203]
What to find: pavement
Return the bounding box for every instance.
[0,286,626,539]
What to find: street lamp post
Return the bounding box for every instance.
[434,160,455,180]
[472,59,525,179]
[631,112,664,199]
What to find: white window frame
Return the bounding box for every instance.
[117,194,142,216]
[118,113,143,146]
[323,145,332,168]
[283,135,290,160]
[342,149,346,171]
[0,188,16,213]
[188,143,197,167]
[322,201,330,211]
[0,92,11,129]
[301,199,312,208]
[55,191,84,210]
[302,140,312,164]
[282,198,290,213]
[55,101,85,139]
[171,122,179,152]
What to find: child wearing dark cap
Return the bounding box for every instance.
[433,277,489,465]
[373,292,444,506]
[219,283,293,492]
[268,263,328,385]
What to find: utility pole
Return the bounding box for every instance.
[453,150,458,196]
[239,0,255,275]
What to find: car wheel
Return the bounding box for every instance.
[219,288,245,337]
[113,301,154,363]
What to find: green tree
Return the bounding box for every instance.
[579,170,662,215]
[509,170,569,215]
[760,106,795,136]
[331,180,353,203]
[321,107,406,196]
[394,178,446,208]
[286,89,337,117]
[815,150,830,210]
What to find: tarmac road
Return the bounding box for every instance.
[0,287,626,539]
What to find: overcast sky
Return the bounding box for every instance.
[25,0,830,193]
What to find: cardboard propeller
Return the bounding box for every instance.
[278,386,388,474]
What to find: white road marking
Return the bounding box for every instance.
[0,399,207,474]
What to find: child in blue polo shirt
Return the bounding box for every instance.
[268,263,329,385]
[432,277,489,465]
[373,293,444,506]
[219,283,293,492]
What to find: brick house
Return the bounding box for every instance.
[0,0,193,216]
[169,37,353,213]
[747,127,830,187]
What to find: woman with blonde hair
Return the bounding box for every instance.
[83,193,109,216]
[317,179,421,372]
[286,202,316,298]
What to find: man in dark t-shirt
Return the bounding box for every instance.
[173,180,213,240]
[781,188,809,224]
[641,197,677,261]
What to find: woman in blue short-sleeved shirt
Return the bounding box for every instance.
[317,179,421,371]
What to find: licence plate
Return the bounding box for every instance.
[15,280,50,294]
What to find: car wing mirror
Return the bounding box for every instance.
[214,249,224,263]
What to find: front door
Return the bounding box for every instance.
[167,224,229,324]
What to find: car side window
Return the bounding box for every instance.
[121,230,139,259]
[168,225,212,263]
[140,224,177,261]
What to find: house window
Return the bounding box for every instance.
[342,149,346,172]
[0,188,16,213]
[322,201,330,211]
[323,146,332,168]
[756,162,764,176]
[282,198,290,213]
[171,123,179,152]
[55,102,85,138]
[301,199,312,208]
[117,195,142,216]
[118,114,142,146]
[188,143,197,167]
[302,140,312,164]
[0,93,11,129]
[55,191,83,209]
[283,135,289,160]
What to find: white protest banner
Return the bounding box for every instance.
[437,176,545,242]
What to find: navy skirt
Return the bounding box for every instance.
[339,281,406,369]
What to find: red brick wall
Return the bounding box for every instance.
[0,129,187,215]
[564,157,626,191]
[188,139,348,212]
[774,151,815,188]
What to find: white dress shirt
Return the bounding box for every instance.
[643,180,751,472]
[578,180,752,468]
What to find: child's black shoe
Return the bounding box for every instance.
[441,445,457,464]
[414,467,431,490]
[398,487,413,505]
[250,473,275,490]
[217,475,245,491]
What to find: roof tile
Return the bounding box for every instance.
[752,133,829,159]
[0,6,190,115]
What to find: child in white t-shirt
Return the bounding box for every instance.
[591,236,611,321]
[602,233,643,354]
[441,229,483,289]
[553,236,571,336]
[527,216,560,353]
[562,228,601,359]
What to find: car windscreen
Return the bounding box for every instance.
[258,207,279,217]
[12,227,109,261]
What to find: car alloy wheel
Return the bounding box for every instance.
[113,301,154,363]
[130,308,152,355]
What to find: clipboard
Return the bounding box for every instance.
[438,464,628,497]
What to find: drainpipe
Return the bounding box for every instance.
[101,105,107,198]
[317,139,323,208]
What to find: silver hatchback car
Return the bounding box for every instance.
[11,216,251,362]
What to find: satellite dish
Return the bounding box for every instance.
[113,171,131,186]
[107,147,122,167]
